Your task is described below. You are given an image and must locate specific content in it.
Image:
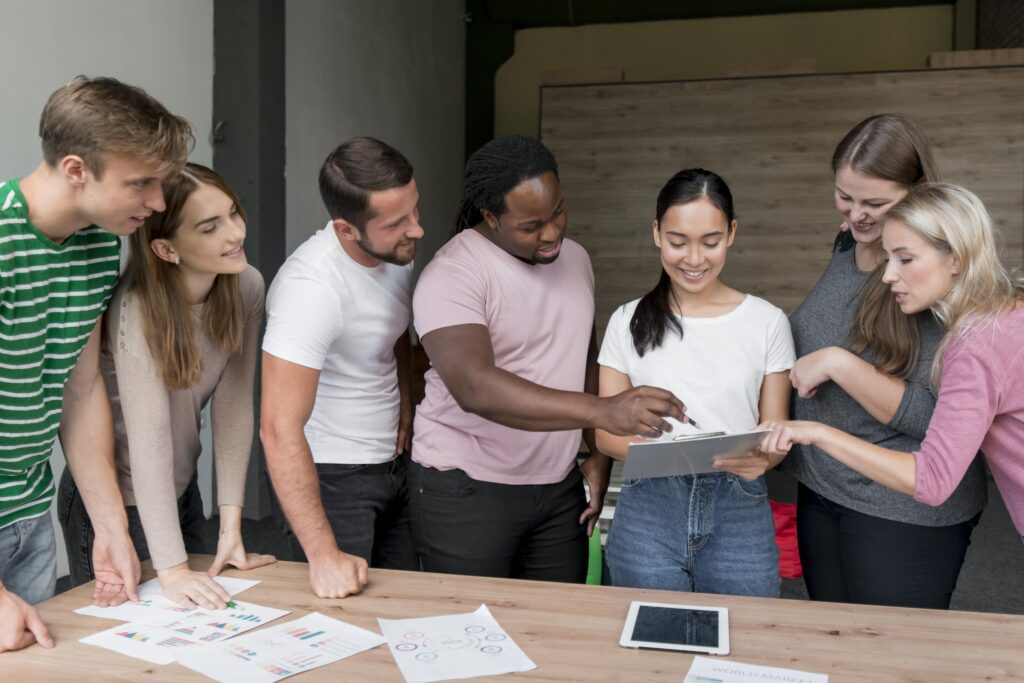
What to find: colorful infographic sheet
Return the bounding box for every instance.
[75,575,261,622]
[378,604,536,683]
[176,612,386,682]
[80,599,289,665]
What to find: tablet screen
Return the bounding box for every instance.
[631,605,719,648]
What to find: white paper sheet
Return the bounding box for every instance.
[75,575,260,621]
[176,612,386,682]
[378,604,536,683]
[80,598,289,665]
[684,656,828,683]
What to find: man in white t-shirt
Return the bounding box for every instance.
[261,137,423,599]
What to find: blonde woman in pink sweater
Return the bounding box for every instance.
[761,183,1024,539]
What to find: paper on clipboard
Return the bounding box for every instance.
[622,430,769,479]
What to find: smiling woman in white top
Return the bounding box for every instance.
[596,168,794,597]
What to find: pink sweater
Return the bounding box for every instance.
[913,307,1024,534]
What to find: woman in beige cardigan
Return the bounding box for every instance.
[58,163,274,609]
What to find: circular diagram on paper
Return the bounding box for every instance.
[465,625,485,634]
[481,645,503,654]
[484,633,506,642]
[425,634,479,650]
[404,631,425,640]
[416,652,438,662]
[395,642,418,652]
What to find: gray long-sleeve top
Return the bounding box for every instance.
[784,244,987,526]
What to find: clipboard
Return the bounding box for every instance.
[621,430,769,479]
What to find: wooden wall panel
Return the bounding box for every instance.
[540,67,1024,338]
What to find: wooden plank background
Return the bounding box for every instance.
[540,67,1024,339]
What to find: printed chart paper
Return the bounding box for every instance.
[81,599,289,665]
[378,604,536,683]
[176,612,386,682]
[684,656,828,683]
[75,575,261,622]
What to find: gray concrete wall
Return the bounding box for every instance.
[284,0,466,274]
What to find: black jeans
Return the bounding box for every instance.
[57,467,211,587]
[797,483,978,609]
[288,457,416,570]
[408,461,588,583]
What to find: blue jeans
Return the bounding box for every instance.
[606,473,780,597]
[0,512,57,605]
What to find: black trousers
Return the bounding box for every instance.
[797,483,978,609]
[408,461,588,583]
[287,457,417,571]
[56,467,212,587]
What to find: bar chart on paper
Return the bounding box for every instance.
[177,612,387,682]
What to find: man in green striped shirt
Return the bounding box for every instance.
[0,77,192,653]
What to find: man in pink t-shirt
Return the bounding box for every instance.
[411,135,685,582]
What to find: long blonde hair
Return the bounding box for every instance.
[124,163,244,389]
[839,114,941,378]
[884,183,1024,387]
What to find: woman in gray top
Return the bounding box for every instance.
[784,114,987,609]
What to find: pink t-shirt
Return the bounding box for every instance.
[412,229,595,484]
[913,307,1024,534]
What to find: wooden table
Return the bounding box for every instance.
[7,556,1024,681]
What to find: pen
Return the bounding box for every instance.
[685,415,703,431]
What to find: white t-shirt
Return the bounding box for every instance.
[263,223,412,464]
[598,294,795,437]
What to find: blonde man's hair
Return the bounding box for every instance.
[884,183,1024,388]
[39,76,194,177]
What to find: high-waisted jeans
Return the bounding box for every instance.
[606,472,780,597]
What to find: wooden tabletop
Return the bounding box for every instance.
[7,555,1024,681]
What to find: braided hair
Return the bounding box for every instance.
[455,134,559,233]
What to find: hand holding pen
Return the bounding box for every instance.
[597,385,686,438]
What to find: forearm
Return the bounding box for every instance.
[211,391,254,507]
[60,375,126,535]
[594,430,635,459]
[830,352,906,424]
[262,428,337,561]
[812,424,917,495]
[218,505,242,536]
[459,365,601,431]
[129,447,188,570]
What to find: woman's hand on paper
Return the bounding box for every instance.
[157,562,232,610]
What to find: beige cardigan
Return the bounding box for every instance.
[101,265,264,570]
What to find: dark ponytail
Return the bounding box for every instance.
[454,134,559,234]
[629,168,735,357]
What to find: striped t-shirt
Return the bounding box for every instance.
[0,178,120,529]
